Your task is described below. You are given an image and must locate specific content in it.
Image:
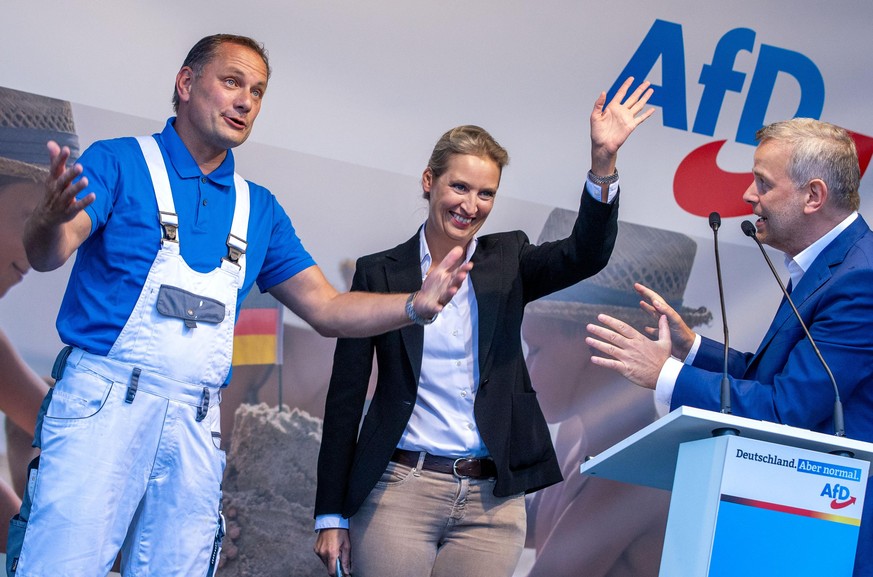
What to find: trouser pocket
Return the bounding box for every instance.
[7,456,39,576]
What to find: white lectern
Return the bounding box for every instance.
[580,406,873,577]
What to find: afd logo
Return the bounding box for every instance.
[821,483,857,510]
[607,19,873,218]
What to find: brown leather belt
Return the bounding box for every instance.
[391,448,497,479]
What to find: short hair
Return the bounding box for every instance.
[424,125,509,199]
[756,118,860,212]
[172,34,271,113]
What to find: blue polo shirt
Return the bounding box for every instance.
[57,118,315,356]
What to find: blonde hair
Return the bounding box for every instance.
[424,125,509,199]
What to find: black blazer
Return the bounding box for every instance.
[315,192,619,519]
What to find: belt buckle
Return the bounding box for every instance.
[453,457,473,478]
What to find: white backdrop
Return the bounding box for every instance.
[1,2,872,575]
[3,0,871,366]
[3,1,871,227]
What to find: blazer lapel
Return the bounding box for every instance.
[385,232,506,383]
[470,236,503,375]
[384,233,426,384]
[747,216,868,370]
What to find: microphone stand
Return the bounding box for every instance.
[709,212,738,436]
[741,220,849,449]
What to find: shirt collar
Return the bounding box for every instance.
[157,118,236,187]
[785,211,858,286]
[418,224,478,279]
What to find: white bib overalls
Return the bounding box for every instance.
[10,136,250,577]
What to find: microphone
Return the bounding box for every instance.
[709,212,732,416]
[741,220,846,438]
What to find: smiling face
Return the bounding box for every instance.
[174,42,268,167]
[743,139,810,256]
[0,180,41,298]
[423,154,500,258]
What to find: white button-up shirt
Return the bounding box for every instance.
[397,227,488,457]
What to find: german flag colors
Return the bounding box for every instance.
[232,290,284,366]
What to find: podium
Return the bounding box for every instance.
[580,406,873,576]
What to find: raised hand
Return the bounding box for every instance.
[589,77,654,174]
[415,245,473,320]
[40,140,94,225]
[23,141,94,271]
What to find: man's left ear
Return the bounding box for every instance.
[806,178,828,213]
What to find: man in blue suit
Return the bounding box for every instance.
[586,117,873,577]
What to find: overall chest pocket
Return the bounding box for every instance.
[156,285,226,328]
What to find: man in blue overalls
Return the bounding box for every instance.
[9,34,470,577]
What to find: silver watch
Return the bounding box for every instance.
[406,292,437,326]
[587,168,619,185]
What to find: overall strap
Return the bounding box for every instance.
[225,173,250,272]
[136,135,251,273]
[135,135,179,244]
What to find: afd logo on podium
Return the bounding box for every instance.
[798,458,863,511]
[722,437,867,521]
[607,18,873,219]
[711,436,866,576]
[821,484,858,511]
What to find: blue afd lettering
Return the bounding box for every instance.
[821,484,851,500]
[607,19,687,130]
[736,44,824,144]
[693,27,755,137]
[607,19,825,144]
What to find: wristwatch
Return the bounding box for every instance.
[406,291,437,326]
[587,168,619,201]
[587,168,619,186]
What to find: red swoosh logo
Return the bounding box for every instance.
[674,132,873,218]
[674,140,752,218]
[831,496,857,509]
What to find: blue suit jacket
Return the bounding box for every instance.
[673,215,873,576]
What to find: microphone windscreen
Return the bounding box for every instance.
[709,212,721,230]
[741,220,757,237]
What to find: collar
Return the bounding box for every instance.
[417,224,478,279]
[157,118,236,187]
[784,211,858,286]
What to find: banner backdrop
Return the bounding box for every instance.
[0,2,871,575]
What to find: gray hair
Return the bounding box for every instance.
[756,118,860,212]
